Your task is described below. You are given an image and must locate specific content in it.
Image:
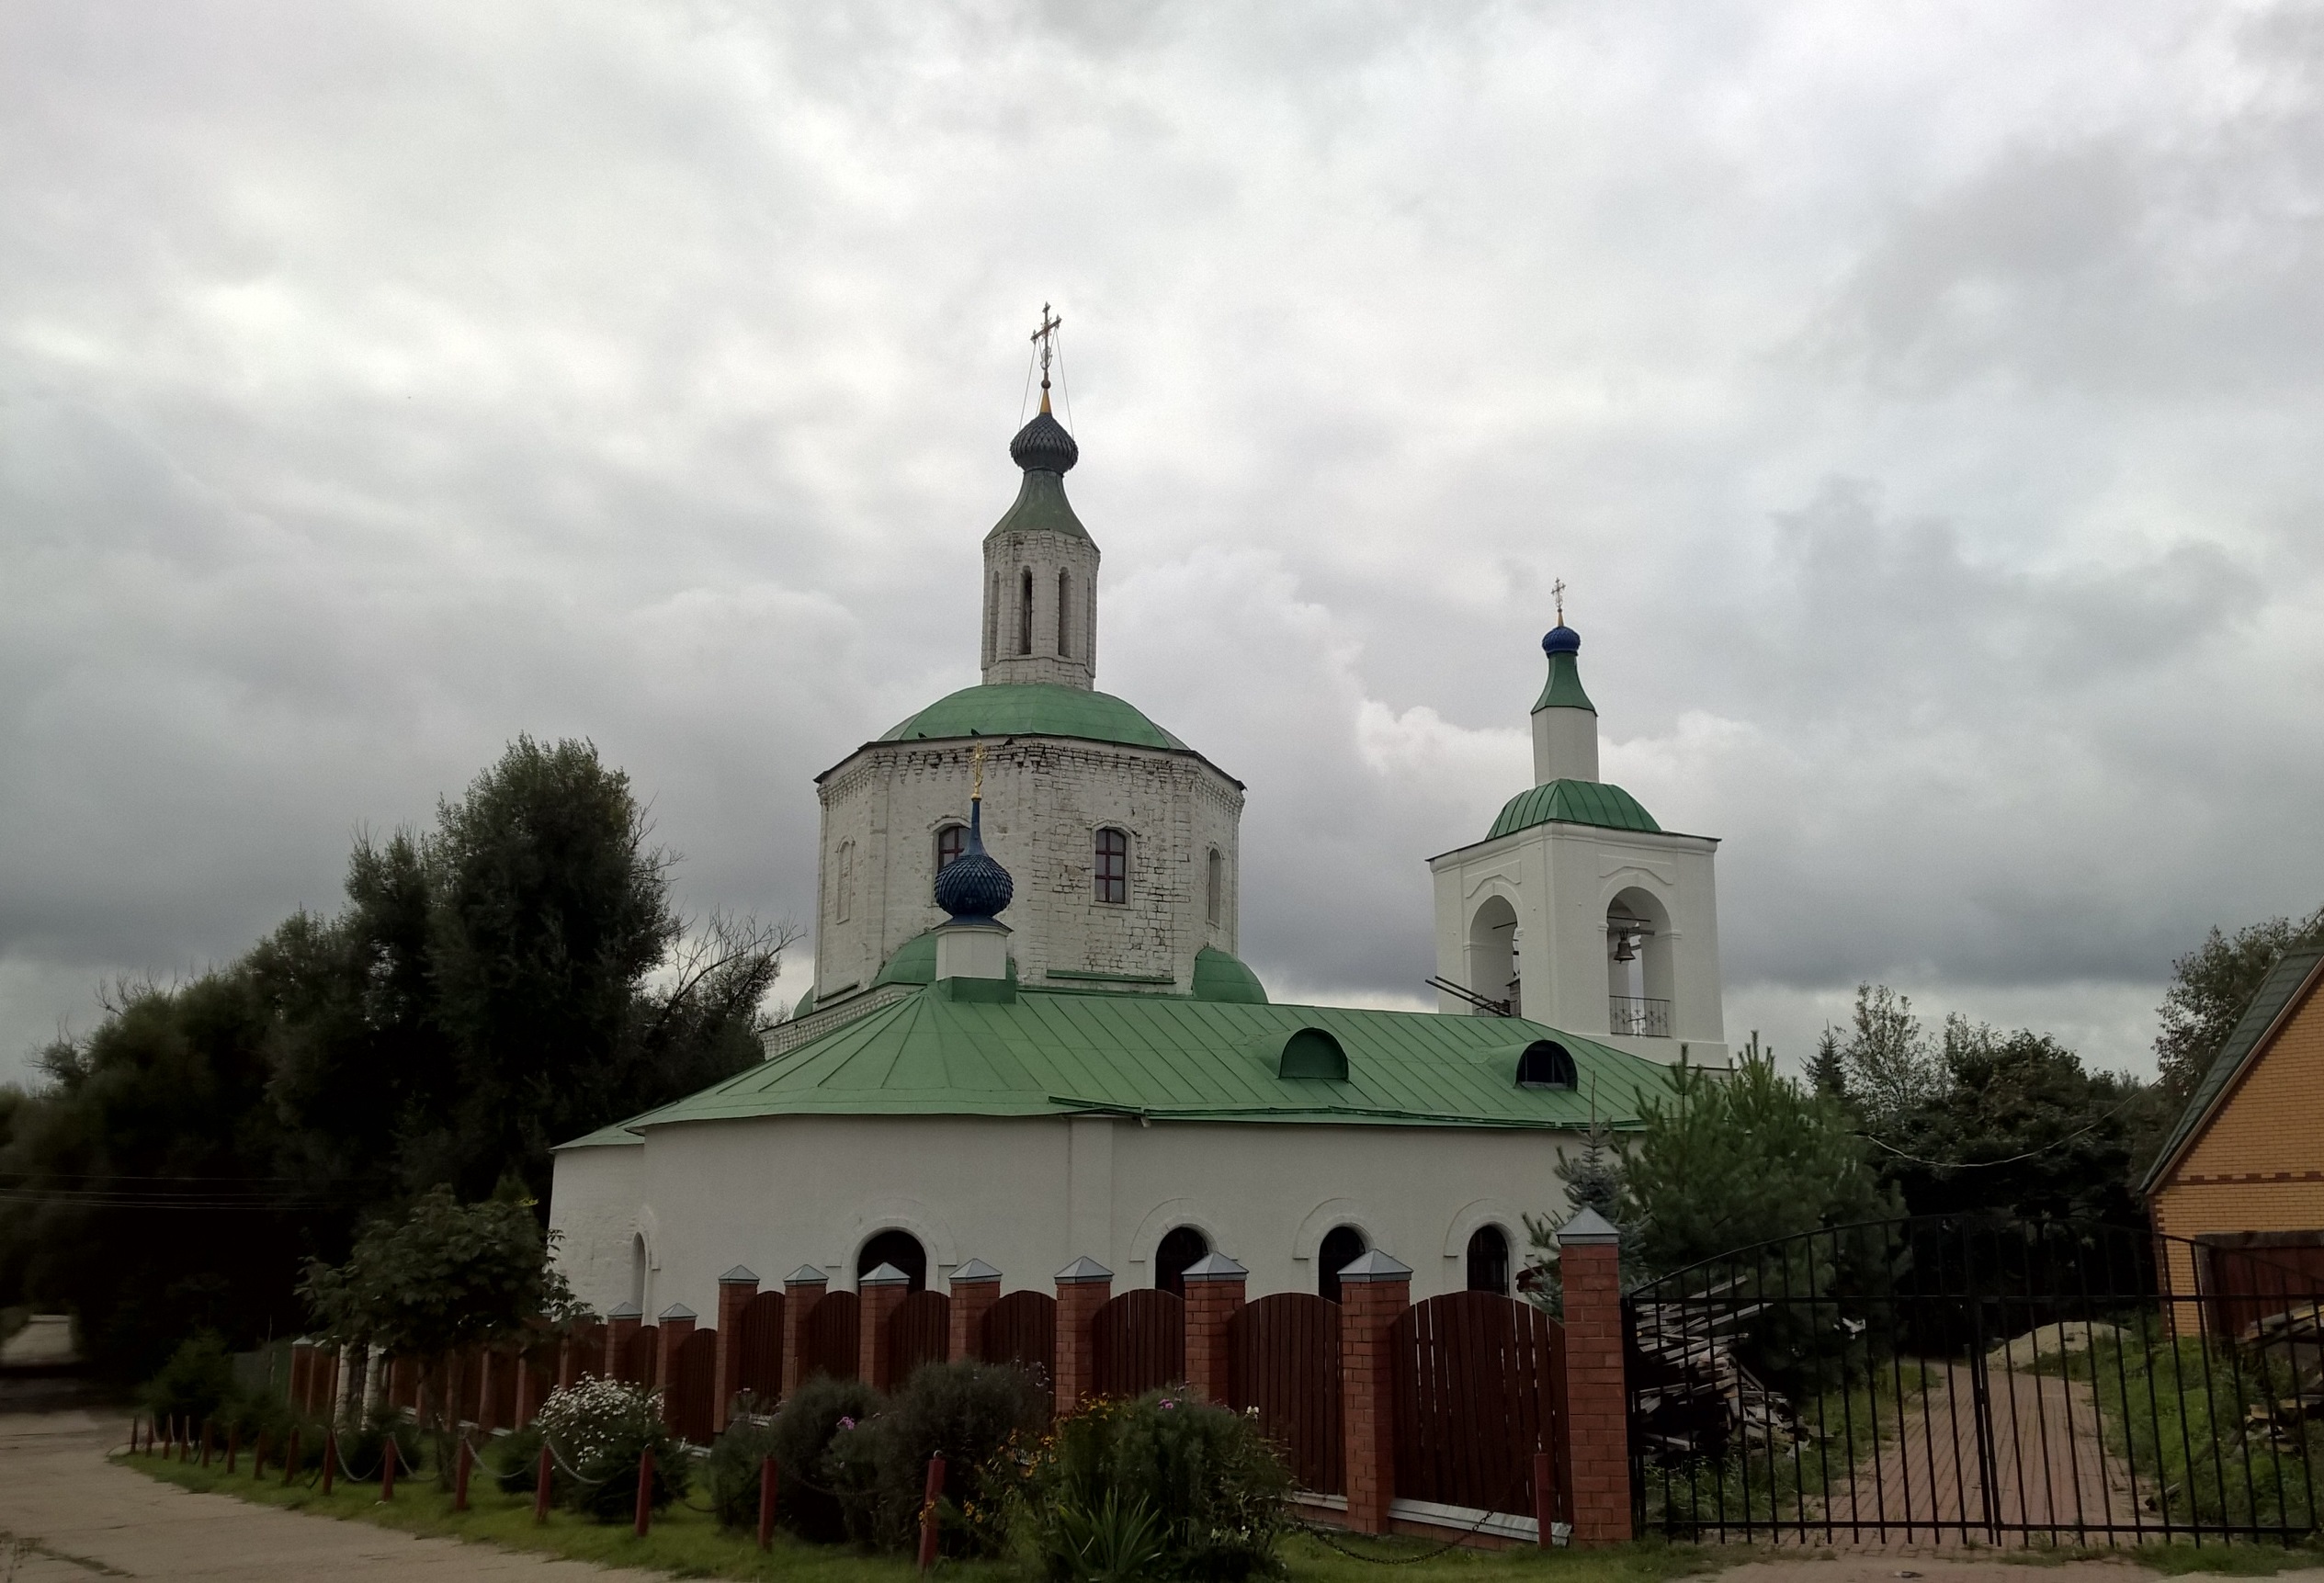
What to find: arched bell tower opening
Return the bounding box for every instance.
[1466,895,1520,1017]
[1605,887,1673,1038]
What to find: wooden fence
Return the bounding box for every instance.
[735,1290,784,1401]
[1229,1292,1343,1494]
[1093,1289,1185,1399]
[889,1290,950,1384]
[799,1291,859,1381]
[1390,1291,1566,1521]
[666,1329,720,1442]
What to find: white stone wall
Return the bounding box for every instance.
[982,527,1100,689]
[812,737,1243,1002]
[549,1113,1577,1322]
[1428,821,1729,1067]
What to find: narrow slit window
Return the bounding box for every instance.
[1018,569,1034,655]
[1206,848,1223,925]
[1094,827,1128,904]
[834,840,855,923]
[1057,570,1071,656]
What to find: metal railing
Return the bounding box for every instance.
[1609,995,1672,1037]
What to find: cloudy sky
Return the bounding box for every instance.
[5,1,2321,1086]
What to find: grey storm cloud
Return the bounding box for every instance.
[3,0,2321,1080]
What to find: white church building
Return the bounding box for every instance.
[548,375,1729,1323]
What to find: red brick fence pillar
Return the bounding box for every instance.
[859,1262,913,1389]
[947,1260,1003,1361]
[1336,1249,1411,1535]
[1556,1207,1631,1546]
[780,1267,826,1396]
[1181,1253,1246,1404]
[1053,1257,1113,1409]
[714,1266,759,1431]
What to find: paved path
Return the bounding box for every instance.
[0,1409,663,1581]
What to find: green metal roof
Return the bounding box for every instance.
[611,986,1669,1134]
[1534,650,1595,714]
[2141,942,2324,1195]
[561,1119,647,1149]
[986,469,1090,542]
[879,684,1189,752]
[1191,946,1268,1005]
[1486,780,1661,841]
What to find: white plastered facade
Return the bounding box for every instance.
[550,1114,1573,1320]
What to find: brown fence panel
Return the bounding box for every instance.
[1091,1289,1185,1400]
[800,1292,860,1382]
[617,1325,659,1386]
[1228,1293,1343,1494]
[978,1290,1057,1410]
[2196,1233,2324,1339]
[483,1349,518,1430]
[667,1329,720,1443]
[889,1290,951,1385]
[565,1323,607,1385]
[1390,1292,1564,1520]
[736,1290,785,1404]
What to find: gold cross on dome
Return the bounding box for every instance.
[1031,303,1061,410]
[971,741,986,800]
[1552,578,1567,627]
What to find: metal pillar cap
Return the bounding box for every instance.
[950,1258,1003,1283]
[784,1264,829,1284]
[1335,1249,1413,1283]
[719,1264,760,1284]
[859,1262,913,1287]
[658,1302,697,1321]
[1055,1255,1115,1284]
[1553,1206,1622,1247]
[607,1302,643,1319]
[1181,1252,1249,1282]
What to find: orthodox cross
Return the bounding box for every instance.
[1031,303,1061,410]
[1552,578,1567,627]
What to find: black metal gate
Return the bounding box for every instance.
[1625,1216,2324,1547]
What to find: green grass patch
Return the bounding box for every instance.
[114,1449,1711,1583]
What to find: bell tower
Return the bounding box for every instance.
[982,306,1101,690]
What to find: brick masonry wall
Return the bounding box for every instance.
[2153,977,2324,1298]
[814,737,1242,999]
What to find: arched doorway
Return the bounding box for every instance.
[856,1229,928,1292]
[1466,1225,1512,1295]
[1318,1225,1368,1303]
[1467,895,1520,1016]
[1154,1227,1209,1297]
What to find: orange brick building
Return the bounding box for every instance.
[2141,941,2324,1302]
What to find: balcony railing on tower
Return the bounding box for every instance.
[1608,995,1671,1037]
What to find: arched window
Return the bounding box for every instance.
[1018,568,1034,655]
[834,840,855,923]
[629,1234,648,1310]
[856,1229,928,1293]
[935,823,967,872]
[1515,1040,1577,1090]
[1206,848,1223,925]
[1094,828,1128,904]
[1466,1226,1512,1295]
[1318,1225,1367,1303]
[1057,570,1071,657]
[1154,1226,1209,1298]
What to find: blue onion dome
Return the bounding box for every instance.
[933,800,1014,922]
[1009,410,1079,474]
[1543,625,1581,655]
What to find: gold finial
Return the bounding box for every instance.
[1552,578,1567,628]
[1031,303,1061,415]
[971,741,986,800]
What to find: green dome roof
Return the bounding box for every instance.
[1191,946,1269,1005]
[1487,780,1660,841]
[985,467,1089,542]
[881,684,1187,752]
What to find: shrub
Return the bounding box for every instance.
[141,1333,237,1429]
[532,1378,688,1521]
[488,1419,545,1493]
[1015,1390,1291,1583]
[767,1374,881,1543]
[875,1360,1049,1555]
[704,1405,780,1531]
[343,1404,425,1481]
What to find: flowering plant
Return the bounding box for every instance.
[530,1378,689,1521]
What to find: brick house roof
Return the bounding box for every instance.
[2140,941,2324,1197]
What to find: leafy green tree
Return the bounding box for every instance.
[300,1185,576,1468]
[0,975,314,1379]
[1808,1025,1849,1102]
[2152,908,2324,1103]
[1874,1018,2160,1227]
[1839,983,1940,1125]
